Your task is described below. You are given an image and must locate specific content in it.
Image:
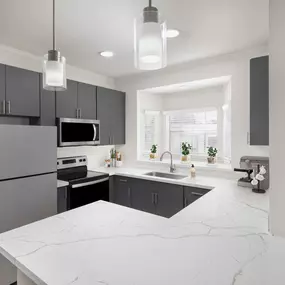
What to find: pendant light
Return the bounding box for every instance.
[43,0,66,91]
[134,0,167,70]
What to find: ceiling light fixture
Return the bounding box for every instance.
[43,0,66,91]
[134,0,167,70]
[166,29,180,38]
[100,51,115,58]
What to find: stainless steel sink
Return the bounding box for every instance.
[143,171,187,180]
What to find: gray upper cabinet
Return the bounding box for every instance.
[97,87,126,145]
[110,90,125,145]
[250,55,269,146]
[184,186,211,207]
[78,83,97,119]
[0,64,5,115]
[6,66,40,117]
[56,80,78,118]
[37,74,56,126]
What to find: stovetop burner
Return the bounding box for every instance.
[57,156,109,185]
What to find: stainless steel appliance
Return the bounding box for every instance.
[57,156,109,212]
[0,125,57,285]
[57,118,100,147]
[234,156,270,190]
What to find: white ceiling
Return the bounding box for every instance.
[0,0,269,78]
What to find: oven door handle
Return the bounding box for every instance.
[71,177,109,189]
[93,124,97,141]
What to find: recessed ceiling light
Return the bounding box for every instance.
[99,51,115,58]
[166,29,180,38]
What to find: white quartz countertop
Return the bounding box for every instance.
[0,169,284,285]
[57,180,69,188]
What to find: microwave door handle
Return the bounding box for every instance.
[93,124,97,141]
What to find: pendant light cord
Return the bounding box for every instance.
[149,0,152,7]
[53,0,56,50]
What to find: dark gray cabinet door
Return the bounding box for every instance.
[0,64,5,115]
[110,90,125,145]
[78,83,97,119]
[97,87,126,145]
[56,80,78,118]
[39,74,56,126]
[131,179,156,215]
[184,187,210,207]
[250,56,269,146]
[97,87,113,145]
[155,183,184,218]
[6,66,40,117]
[113,176,132,207]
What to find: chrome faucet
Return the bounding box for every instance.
[160,151,176,173]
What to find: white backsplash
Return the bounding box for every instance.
[57,146,114,169]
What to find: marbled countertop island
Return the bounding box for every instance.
[0,173,284,285]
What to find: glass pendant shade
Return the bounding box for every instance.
[43,51,66,91]
[134,8,167,70]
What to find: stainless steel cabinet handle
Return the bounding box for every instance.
[71,177,109,188]
[76,108,79,118]
[1,100,5,114]
[184,198,188,206]
[155,193,158,205]
[113,136,115,145]
[7,101,11,114]
[109,136,111,145]
[191,192,204,197]
[79,108,82,118]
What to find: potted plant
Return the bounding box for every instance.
[181,142,192,162]
[207,147,218,164]
[150,144,158,160]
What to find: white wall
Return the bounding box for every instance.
[116,46,269,168]
[0,44,116,167]
[269,0,285,237]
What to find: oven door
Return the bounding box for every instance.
[57,118,100,147]
[67,177,109,210]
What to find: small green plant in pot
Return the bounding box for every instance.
[150,144,158,160]
[181,142,192,162]
[207,147,218,164]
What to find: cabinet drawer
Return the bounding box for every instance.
[184,186,211,207]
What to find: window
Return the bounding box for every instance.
[141,111,160,157]
[168,109,218,159]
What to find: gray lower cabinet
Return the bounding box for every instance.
[131,178,184,218]
[56,79,78,118]
[131,179,156,215]
[250,55,269,146]
[0,172,57,285]
[111,176,210,218]
[5,66,40,117]
[57,186,68,213]
[112,176,132,207]
[0,64,5,115]
[77,83,97,119]
[184,186,211,207]
[97,87,126,145]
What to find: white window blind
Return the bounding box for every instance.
[143,111,160,156]
[168,109,218,157]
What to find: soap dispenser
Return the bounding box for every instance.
[190,164,196,178]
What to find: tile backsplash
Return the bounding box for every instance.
[57,146,114,169]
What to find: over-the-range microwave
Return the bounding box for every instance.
[57,118,100,147]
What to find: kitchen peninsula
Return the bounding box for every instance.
[0,174,284,285]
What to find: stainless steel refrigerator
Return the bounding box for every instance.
[0,125,57,285]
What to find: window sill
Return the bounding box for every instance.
[137,158,232,171]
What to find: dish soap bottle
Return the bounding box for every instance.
[190,164,196,178]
